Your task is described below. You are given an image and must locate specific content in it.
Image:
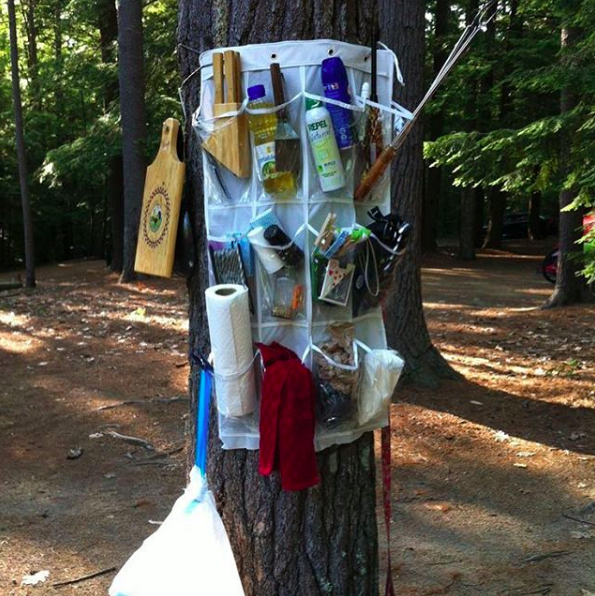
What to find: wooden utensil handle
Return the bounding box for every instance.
[224,50,238,103]
[213,53,224,104]
[270,62,285,106]
[234,51,243,101]
[354,145,397,201]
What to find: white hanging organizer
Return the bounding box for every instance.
[194,40,409,451]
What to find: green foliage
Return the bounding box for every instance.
[0,0,180,268]
[425,0,595,277]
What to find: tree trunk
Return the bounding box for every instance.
[8,0,35,288]
[544,26,585,308]
[482,187,506,249]
[22,0,41,110]
[117,0,147,282]
[423,0,450,253]
[528,190,541,240]
[458,186,476,259]
[99,0,124,272]
[380,0,457,386]
[178,4,390,595]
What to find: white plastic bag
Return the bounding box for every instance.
[109,467,244,596]
[110,365,245,596]
[357,349,404,426]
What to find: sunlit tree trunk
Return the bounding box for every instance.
[545,26,585,307]
[8,0,35,288]
[178,3,390,594]
[381,0,457,385]
[423,0,450,253]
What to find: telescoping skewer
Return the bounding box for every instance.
[354,1,497,202]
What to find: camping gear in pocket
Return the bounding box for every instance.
[202,51,251,178]
[270,63,301,180]
[313,323,360,429]
[205,284,256,417]
[257,342,319,491]
[109,363,245,596]
[134,118,185,278]
[247,84,297,200]
[357,349,404,427]
[305,98,346,192]
[352,207,412,316]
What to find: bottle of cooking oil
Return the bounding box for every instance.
[247,84,296,200]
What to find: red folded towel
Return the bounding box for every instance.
[257,342,320,491]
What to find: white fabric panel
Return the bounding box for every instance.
[196,40,405,451]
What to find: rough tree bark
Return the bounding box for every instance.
[178,3,392,595]
[117,0,147,282]
[544,26,585,308]
[458,0,480,261]
[479,1,507,251]
[8,0,35,288]
[21,0,41,110]
[99,0,124,272]
[483,187,506,250]
[380,0,457,386]
[423,0,450,253]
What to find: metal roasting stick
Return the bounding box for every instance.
[354,1,497,201]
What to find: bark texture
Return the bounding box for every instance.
[482,187,506,250]
[178,3,384,595]
[544,26,585,307]
[117,0,147,282]
[422,0,450,253]
[380,0,457,386]
[8,0,36,288]
[99,0,124,272]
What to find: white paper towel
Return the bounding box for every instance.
[247,227,284,274]
[205,284,256,417]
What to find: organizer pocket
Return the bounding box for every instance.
[215,350,263,450]
[193,88,253,206]
[356,347,404,427]
[250,223,307,322]
[311,331,362,431]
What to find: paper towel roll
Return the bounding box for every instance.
[205,284,256,417]
[247,227,284,274]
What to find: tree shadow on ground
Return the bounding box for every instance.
[398,376,595,456]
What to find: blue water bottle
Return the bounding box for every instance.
[321,57,355,149]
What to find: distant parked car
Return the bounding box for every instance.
[482,213,555,241]
[541,213,595,288]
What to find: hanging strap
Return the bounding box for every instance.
[382,422,395,596]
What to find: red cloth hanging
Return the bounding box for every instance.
[256,342,319,491]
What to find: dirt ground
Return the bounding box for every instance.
[1,243,594,596]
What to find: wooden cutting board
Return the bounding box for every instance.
[134,118,185,278]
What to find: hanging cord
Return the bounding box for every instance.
[177,42,203,129]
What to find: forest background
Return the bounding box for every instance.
[0,0,594,289]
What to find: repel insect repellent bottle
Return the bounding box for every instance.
[305,98,346,192]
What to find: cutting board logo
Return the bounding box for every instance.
[142,185,171,248]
